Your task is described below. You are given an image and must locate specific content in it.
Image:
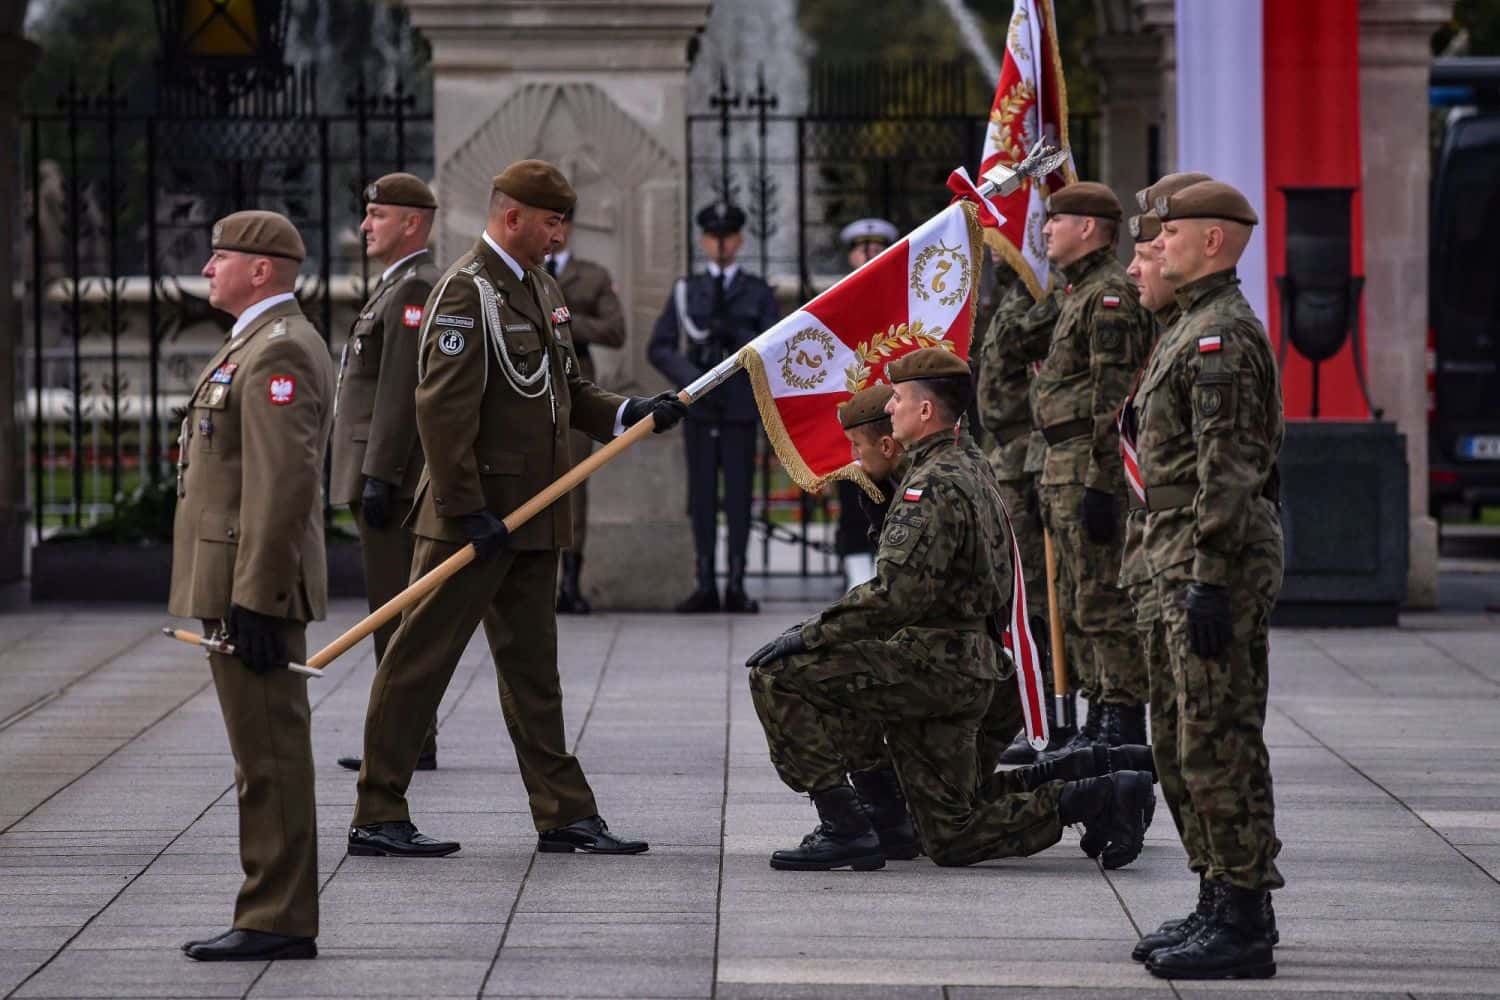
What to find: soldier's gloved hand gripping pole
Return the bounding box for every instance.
[161,367,730,675]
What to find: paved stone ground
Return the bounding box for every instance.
[3,587,1500,999]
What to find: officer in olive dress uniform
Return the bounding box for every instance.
[172,211,334,962]
[1128,181,1284,981]
[745,348,1154,873]
[347,160,685,860]
[331,173,441,774]
[549,206,627,614]
[648,202,780,613]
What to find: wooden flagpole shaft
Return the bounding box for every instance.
[1042,527,1073,728]
[161,627,321,678]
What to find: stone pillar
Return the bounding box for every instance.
[0,4,40,585]
[1359,0,1452,608]
[1087,31,1161,241]
[403,0,710,608]
[1136,0,1177,174]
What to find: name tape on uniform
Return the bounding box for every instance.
[435,314,474,329]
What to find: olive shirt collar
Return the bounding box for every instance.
[1172,267,1241,314]
[1059,245,1117,287]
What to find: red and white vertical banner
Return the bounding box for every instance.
[979,0,1075,299]
[1175,0,1367,420]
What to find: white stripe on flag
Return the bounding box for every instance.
[752,309,861,399]
[906,204,978,340]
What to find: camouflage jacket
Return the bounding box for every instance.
[1118,301,1179,589]
[1004,247,1154,491]
[801,431,1012,682]
[978,276,1052,481]
[1133,269,1283,585]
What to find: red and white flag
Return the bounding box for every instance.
[980,0,1075,299]
[738,200,983,499]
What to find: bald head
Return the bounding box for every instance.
[1154,216,1252,287]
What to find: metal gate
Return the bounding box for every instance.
[685,59,1099,579]
[20,67,432,535]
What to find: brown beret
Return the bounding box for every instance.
[364,172,436,210]
[1135,171,1213,213]
[888,346,969,383]
[493,159,576,214]
[1045,181,1122,221]
[1128,211,1161,243]
[211,210,306,263]
[1156,180,1259,227]
[838,384,895,430]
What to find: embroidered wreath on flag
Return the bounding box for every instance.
[989,78,1037,163]
[844,320,954,393]
[779,328,838,391]
[909,241,971,308]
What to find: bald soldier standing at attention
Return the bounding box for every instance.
[1129,181,1284,980]
[332,173,441,774]
[172,211,334,961]
[347,160,686,860]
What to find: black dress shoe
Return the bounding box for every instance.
[337,751,437,772]
[184,929,316,962]
[538,814,648,854]
[181,929,232,954]
[348,820,460,857]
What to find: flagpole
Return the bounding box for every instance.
[1042,527,1075,733]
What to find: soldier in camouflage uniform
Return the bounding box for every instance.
[744,348,1153,872]
[1004,182,1155,752]
[1127,181,1284,980]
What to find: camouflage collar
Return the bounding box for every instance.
[1059,246,1116,287]
[1173,268,1240,314]
[1153,302,1182,329]
[904,428,958,467]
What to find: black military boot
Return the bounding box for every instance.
[675,555,720,613]
[770,783,885,871]
[1016,742,1155,791]
[723,557,760,613]
[1035,698,1098,764]
[1147,883,1277,980]
[556,551,592,615]
[1098,702,1148,748]
[1057,771,1152,869]
[998,728,1037,765]
[1133,876,1215,962]
[849,767,922,860]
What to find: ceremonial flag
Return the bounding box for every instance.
[980,0,1075,298]
[738,200,984,499]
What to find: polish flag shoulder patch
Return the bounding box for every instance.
[1101,294,1121,309]
[268,375,296,405]
[903,486,925,502]
[1198,335,1223,353]
[402,304,424,328]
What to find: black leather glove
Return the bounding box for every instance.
[622,391,689,434]
[459,510,509,561]
[746,627,808,668]
[1079,487,1118,544]
[1184,582,1233,659]
[226,604,290,674]
[361,476,394,531]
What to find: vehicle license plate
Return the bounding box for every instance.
[1458,435,1500,460]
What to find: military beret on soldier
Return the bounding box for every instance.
[211,210,306,263]
[887,347,970,383]
[1135,171,1213,213]
[696,201,747,236]
[364,172,437,210]
[839,217,899,249]
[1155,180,1259,227]
[493,159,577,214]
[1044,181,1122,221]
[1128,211,1162,243]
[838,384,895,430]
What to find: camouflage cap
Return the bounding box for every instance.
[493,159,577,214]
[1135,171,1213,213]
[838,384,895,430]
[211,210,306,263]
[1045,181,1122,221]
[1128,211,1162,243]
[1156,180,1259,227]
[887,346,969,383]
[364,172,437,209]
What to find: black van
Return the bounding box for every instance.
[1429,105,1500,517]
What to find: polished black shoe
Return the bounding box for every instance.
[997,727,1038,765]
[850,767,922,861]
[1059,771,1152,869]
[675,584,720,613]
[538,814,649,854]
[1148,884,1277,980]
[184,929,316,962]
[181,929,232,954]
[348,820,460,857]
[1134,878,1215,962]
[337,751,437,772]
[722,584,760,614]
[771,784,885,871]
[556,551,592,615]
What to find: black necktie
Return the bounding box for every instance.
[545,258,558,277]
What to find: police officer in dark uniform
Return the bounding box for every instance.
[649,202,780,613]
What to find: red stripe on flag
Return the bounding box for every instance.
[997,499,1048,750]
[805,240,911,353]
[768,392,857,479]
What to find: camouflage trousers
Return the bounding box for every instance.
[1131,578,1207,875]
[749,648,1065,866]
[1040,483,1146,705]
[1155,537,1285,891]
